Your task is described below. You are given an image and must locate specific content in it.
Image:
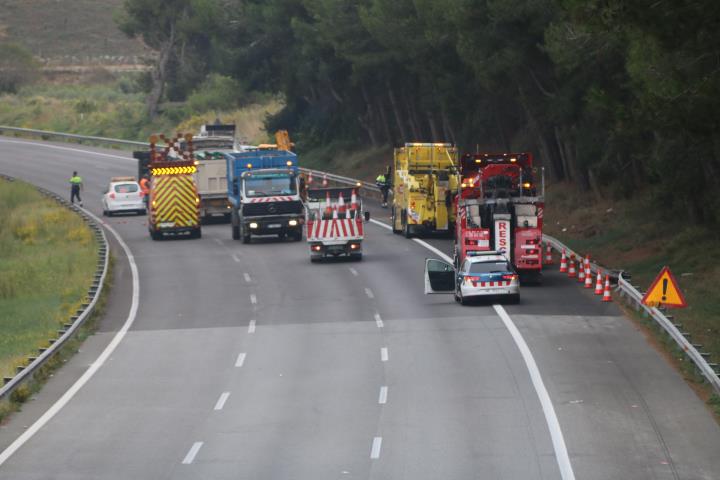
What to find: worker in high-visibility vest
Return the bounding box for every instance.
[139,175,150,207]
[376,171,390,207]
[69,171,83,206]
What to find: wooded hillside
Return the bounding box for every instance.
[119,0,720,225]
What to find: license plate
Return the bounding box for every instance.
[268,223,282,228]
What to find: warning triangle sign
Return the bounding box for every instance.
[641,266,687,308]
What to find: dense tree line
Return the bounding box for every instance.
[119,0,720,224]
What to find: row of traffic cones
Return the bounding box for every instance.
[321,190,359,219]
[555,246,612,302]
[307,172,329,187]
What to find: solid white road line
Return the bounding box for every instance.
[182,442,204,465]
[214,392,231,411]
[370,216,576,480]
[349,267,359,276]
[0,209,140,467]
[231,254,240,262]
[494,305,576,480]
[370,437,383,459]
[248,319,256,334]
[215,238,224,246]
[365,288,375,299]
[380,347,389,362]
[374,313,384,328]
[243,272,251,283]
[235,353,247,368]
[250,293,257,304]
[378,386,388,405]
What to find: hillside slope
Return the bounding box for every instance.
[0,0,146,61]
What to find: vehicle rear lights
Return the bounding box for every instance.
[350,243,359,250]
[312,245,322,251]
[249,222,259,229]
[465,276,480,285]
[109,193,116,199]
[288,219,298,226]
[502,274,518,280]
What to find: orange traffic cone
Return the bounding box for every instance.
[307,172,313,184]
[577,261,586,283]
[338,192,347,218]
[559,249,568,273]
[584,268,593,288]
[602,275,612,302]
[594,270,603,295]
[544,244,554,265]
[323,191,332,218]
[568,257,576,278]
[322,174,328,187]
[332,205,338,219]
[351,189,358,211]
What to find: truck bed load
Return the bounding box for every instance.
[305,187,367,261]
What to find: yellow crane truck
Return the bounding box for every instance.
[391,143,459,238]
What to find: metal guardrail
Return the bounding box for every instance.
[0,125,146,148]
[543,233,720,395]
[3,126,716,394]
[0,175,109,402]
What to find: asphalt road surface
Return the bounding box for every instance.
[0,136,719,480]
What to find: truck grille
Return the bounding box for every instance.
[242,200,303,216]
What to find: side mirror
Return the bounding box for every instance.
[364,211,370,222]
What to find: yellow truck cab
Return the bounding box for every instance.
[391,143,459,238]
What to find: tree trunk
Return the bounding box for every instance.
[427,111,440,142]
[518,86,562,181]
[387,82,408,142]
[403,91,421,140]
[377,97,393,145]
[441,107,456,145]
[147,22,176,119]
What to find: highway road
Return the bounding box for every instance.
[0,136,719,479]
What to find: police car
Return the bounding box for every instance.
[102,177,146,216]
[424,251,520,305]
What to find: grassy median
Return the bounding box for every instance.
[0,178,97,381]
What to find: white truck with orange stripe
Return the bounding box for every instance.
[305,187,370,262]
[146,134,202,240]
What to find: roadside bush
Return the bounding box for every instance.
[0,43,39,94]
[186,74,243,113]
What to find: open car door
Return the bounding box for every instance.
[424,258,456,294]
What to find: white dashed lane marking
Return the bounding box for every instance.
[248,320,256,334]
[380,347,389,362]
[365,288,374,299]
[374,313,384,328]
[235,353,247,368]
[370,437,382,459]
[214,392,230,411]
[182,442,203,465]
[378,386,388,405]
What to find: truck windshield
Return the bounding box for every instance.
[244,175,296,197]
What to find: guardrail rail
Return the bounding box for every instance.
[0,174,110,403]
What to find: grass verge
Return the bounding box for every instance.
[0,178,97,383]
[545,182,720,418]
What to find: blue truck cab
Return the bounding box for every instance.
[225,148,304,243]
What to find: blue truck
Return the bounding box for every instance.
[225,148,304,243]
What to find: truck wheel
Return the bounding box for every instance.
[150,230,161,241]
[292,231,303,242]
[391,208,401,234]
[403,220,412,239]
[193,228,202,239]
[508,294,520,304]
[241,225,251,244]
[351,253,363,261]
[232,225,240,240]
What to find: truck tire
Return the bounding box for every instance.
[391,208,401,234]
[403,217,412,239]
[231,210,240,240]
[150,230,162,241]
[508,293,520,304]
[351,253,363,261]
[241,224,251,244]
[192,228,202,239]
[292,230,303,242]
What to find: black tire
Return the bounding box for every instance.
[310,256,321,263]
[391,207,401,234]
[403,216,412,239]
[102,210,107,216]
[292,230,303,242]
[232,225,240,240]
[194,228,202,239]
[508,293,520,304]
[459,292,469,306]
[139,209,147,216]
[150,230,161,241]
[241,224,251,244]
[351,253,363,261]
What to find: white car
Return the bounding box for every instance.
[424,252,520,305]
[102,177,146,216]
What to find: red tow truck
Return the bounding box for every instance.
[453,152,544,284]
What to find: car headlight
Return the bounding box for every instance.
[249,222,259,229]
[288,219,298,226]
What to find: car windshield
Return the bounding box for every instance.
[468,261,511,274]
[114,183,139,193]
[244,175,296,197]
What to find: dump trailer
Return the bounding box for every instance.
[189,124,237,221]
[391,143,460,237]
[454,152,544,284]
[145,133,202,240]
[305,187,369,262]
[225,145,303,243]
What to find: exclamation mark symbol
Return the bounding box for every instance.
[662,278,668,302]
